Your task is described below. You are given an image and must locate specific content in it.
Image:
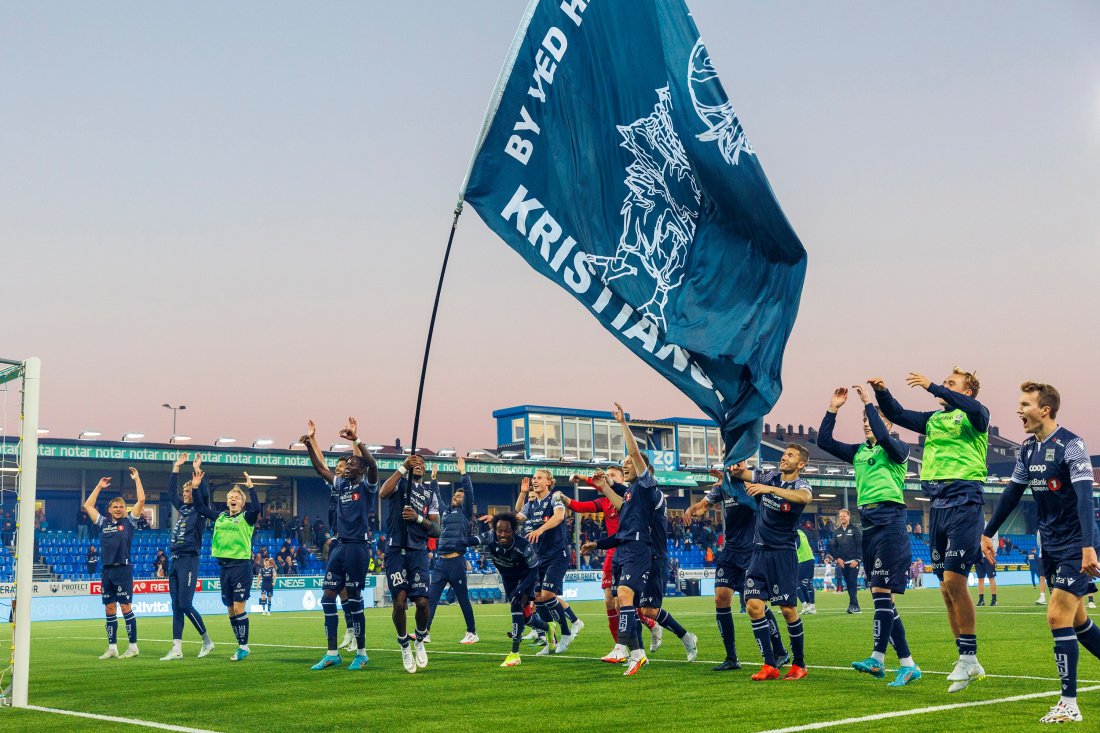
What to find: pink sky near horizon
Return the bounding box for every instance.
[3,2,1099,454]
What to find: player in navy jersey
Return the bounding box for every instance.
[982,382,1099,724]
[84,469,146,659]
[161,453,215,660]
[516,468,577,654]
[684,462,787,671]
[580,403,663,676]
[426,456,479,644]
[380,453,441,673]
[637,486,698,661]
[303,418,378,672]
[463,513,556,667]
[259,558,276,615]
[729,445,813,681]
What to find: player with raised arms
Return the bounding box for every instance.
[818,386,921,686]
[191,468,262,661]
[84,469,145,659]
[982,382,1099,723]
[871,368,989,692]
[426,456,479,644]
[379,453,440,673]
[303,418,378,671]
[161,453,215,660]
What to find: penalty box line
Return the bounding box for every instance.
[755,685,1100,733]
[23,705,221,733]
[41,635,1100,684]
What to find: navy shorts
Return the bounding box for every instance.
[384,548,430,598]
[615,541,652,596]
[640,555,666,608]
[430,555,468,591]
[715,550,751,592]
[218,560,253,606]
[324,542,369,592]
[260,583,273,598]
[928,502,983,579]
[101,565,133,605]
[168,555,200,609]
[861,515,912,594]
[744,549,798,607]
[537,547,569,595]
[976,556,997,579]
[1044,550,1099,598]
[797,559,816,585]
[610,552,623,598]
[502,571,537,606]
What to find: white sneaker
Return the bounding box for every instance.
[422,633,432,644]
[119,646,139,659]
[803,604,816,615]
[1036,596,1047,605]
[649,623,664,652]
[98,647,119,660]
[624,650,648,676]
[946,657,986,692]
[1040,700,1083,723]
[571,619,585,634]
[340,630,356,652]
[535,643,553,656]
[555,633,576,654]
[681,631,699,662]
[601,644,628,663]
[198,640,215,658]
[1090,601,1097,610]
[401,645,416,674]
[460,632,479,645]
[413,640,428,669]
[522,628,538,640]
[160,648,183,661]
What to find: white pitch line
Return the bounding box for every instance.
[754,685,1100,733]
[39,635,1099,684]
[23,705,221,733]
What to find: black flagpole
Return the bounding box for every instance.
[409,204,463,456]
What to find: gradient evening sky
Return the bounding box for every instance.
[3,1,1099,452]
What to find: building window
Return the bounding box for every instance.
[679,425,711,468]
[706,429,721,465]
[512,418,525,443]
[528,414,561,459]
[562,417,593,461]
[593,419,623,461]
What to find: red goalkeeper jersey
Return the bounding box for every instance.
[570,495,620,536]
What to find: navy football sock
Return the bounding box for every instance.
[322,596,340,650]
[806,580,815,604]
[550,598,572,636]
[890,605,911,660]
[563,604,579,623]
[511,611,524,653]
[229,613,249,646]
[958,633,977,657]
[105,614,118,645]
[345,596,365,649]
[787,618,805,667]
[1053,627,1079,699]
[764,607,786,657]
[1075,619,1100,660]
[872,592,894,657]
[343,604,355,634]
[122,611,137,644]
[716,607,737,660]
[618,606,640,652]
[655,609,687,639]
[751,617,776,667]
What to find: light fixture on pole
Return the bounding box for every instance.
[162,403,187,437]
[252,438,274,448]
[78,430,102,440]
[215,436,237,446]
[169,434,192,444]
[121,432,145,442]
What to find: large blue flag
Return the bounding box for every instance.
[462,0,806,462]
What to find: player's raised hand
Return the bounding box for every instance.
[477,514,493,524]
[980,535,997,566]
[829,388,848,412]
[867,377,886,392]
[173,452,189,469]
[431,465,438,481]
[192,453,202,473]
[192,468,204,486]
[95,477,112,490]
[852,385,871,404]
[906,372,931,390]
[580,541,597,555]
[707,468,724,481]
[306,420,317,439]
[520,476,530,494]
[745,482,773,497]
[339,417,358,442]
[128,467,140,480]
[243,471,253,489]
[570,474,586,484]
[456,456,465,474]
[612,403,627,424]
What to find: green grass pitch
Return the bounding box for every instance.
[5,585,1096,732]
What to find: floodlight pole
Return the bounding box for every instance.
[11,357,40,708]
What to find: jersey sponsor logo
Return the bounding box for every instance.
[780,502,791,513]
[352,492,360,501]
[1029,464,1047,473]
[1048,478,1063,492]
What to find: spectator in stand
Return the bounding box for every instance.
[312,517,325,542]
[153,550,168,578]
[914,522,922,539]
[87,545,99,575]
[1,519,14,548]
[252,552,263,574]
[271,512,284,539]
[299,544,313,571]
[704,546,715,567]
[288,546,300,575]
[77,507,91,541]
[301,515,313,549]
[288,515,300,543]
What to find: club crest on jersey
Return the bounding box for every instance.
[1048,478,1063,492]
[1045,448,1056,462]
[772,584,779,595]
[745,578,754,589]
[874,558,882,570]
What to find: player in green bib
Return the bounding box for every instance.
[871,368,989,693]
[795,529,816,615]
[194,470,261,661]
[818,386,921,687]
